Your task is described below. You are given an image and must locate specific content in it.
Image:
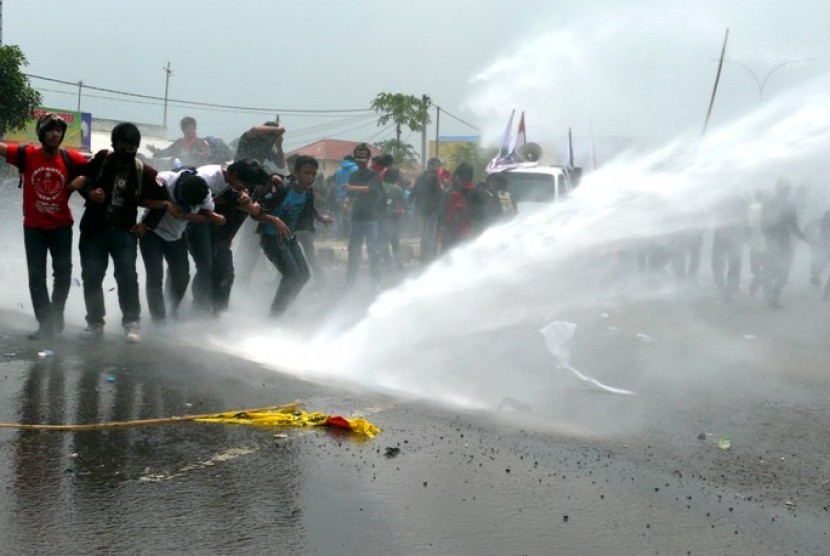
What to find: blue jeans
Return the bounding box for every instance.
[185,221,212,311]
[261,234,311,315]
[380,215,404,270]
[24,225,73,329]
[346,219,380,286]
[139,231,190,322]
[79,227,140,328]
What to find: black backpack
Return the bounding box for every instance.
[16,144,74,188]
[464,184,487,225]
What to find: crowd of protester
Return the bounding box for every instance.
[606,177,830,309]
[6,111,817,345]
[0,113,516,343]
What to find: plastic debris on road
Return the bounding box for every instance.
[718,435,733,450]
[540,321,636,396]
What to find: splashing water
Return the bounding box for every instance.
[224,75,830,432]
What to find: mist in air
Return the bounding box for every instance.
[207,67,830,435]
[4,9,830,436]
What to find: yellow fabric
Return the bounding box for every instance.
[343,417,381,438]
[194,408,381,438]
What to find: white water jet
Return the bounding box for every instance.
[222,75,830,432]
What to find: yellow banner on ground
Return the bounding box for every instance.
[195,408,381,438]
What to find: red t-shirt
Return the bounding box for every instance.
[5,144,87,229]
[444,182,475,240]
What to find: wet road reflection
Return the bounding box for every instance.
[3,339,311,553]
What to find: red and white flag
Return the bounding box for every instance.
[511,111,527,154]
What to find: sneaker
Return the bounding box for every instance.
[27,325,54,341]
[80,324,104,340]
[124,325,141,344]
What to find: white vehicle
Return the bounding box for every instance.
[501,165,579,212]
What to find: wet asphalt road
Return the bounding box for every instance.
[0,277,828,556]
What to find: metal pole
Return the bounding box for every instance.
[163,61,172,128]
[434,106,441,160]
[702,28,729,136]
[420,94,430,168]
[421,124,427,168]
[0,0,4,46]
[568,127,574,169]
[77,80,83,111]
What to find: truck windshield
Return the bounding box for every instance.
[505,173,557,203]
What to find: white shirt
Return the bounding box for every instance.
[197,164,231,197]
[148,170,215,242]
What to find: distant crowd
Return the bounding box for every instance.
[606,177,830,309]
[0,114,516,343]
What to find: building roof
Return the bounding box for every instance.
[287,139,381,162]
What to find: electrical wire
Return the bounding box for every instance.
[26,73,374,115]
[436,106,480,132]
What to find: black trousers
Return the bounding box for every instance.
[24,224,72,330]
[261,234,310,315]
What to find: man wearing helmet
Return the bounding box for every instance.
[0,112,88,340]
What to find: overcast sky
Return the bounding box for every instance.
[4,0,830,155]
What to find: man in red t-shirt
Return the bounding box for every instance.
[0,113,87,340]
[440,162,476,252]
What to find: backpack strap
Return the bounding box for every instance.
[134,157,144,199]
[58,148,72,175]
[16,144,28,189]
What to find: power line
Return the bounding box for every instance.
[32,72,481,133]
[25,73,374,115]
[32,71,481,150]
[366,123,396,143]
[435,106,480,132]
[287,114,377,139]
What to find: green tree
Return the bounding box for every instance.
[374,139,419,170]
[0,46,42,136]
[439,142,496,183]
[370,92,431,166]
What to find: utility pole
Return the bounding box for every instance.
[162,61,173,129]
[76,80,83,111]
[434,106,441,160]
[420,94,430,168]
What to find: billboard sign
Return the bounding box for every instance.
[3,107,92,152]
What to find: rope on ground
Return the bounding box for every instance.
[0,401,381,438]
